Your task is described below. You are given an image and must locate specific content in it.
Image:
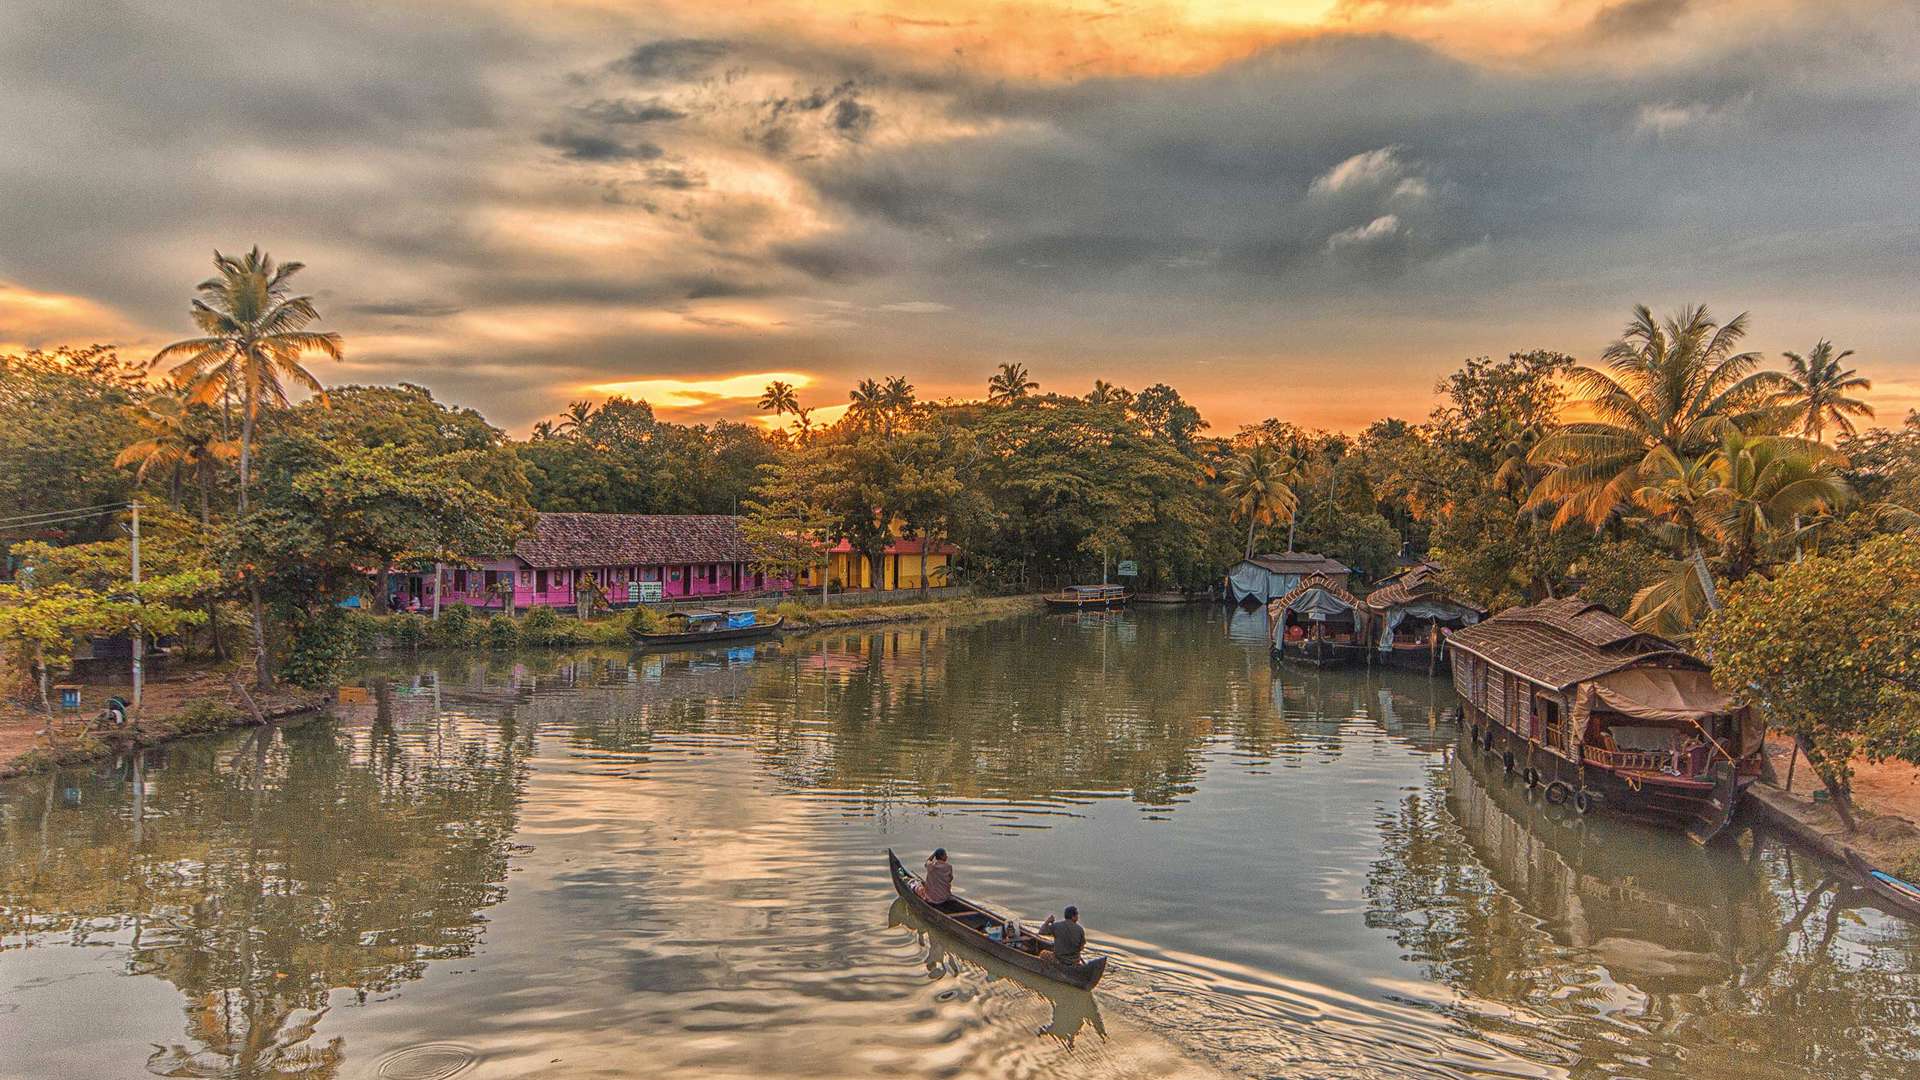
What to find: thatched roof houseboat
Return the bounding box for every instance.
[1362,562,1485,673]
[1267,573,1368,668]
[1226,552,1351,606]
[1446,598,1762,843]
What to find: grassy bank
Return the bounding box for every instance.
[0,668,328,780]
[767,593,1043,629]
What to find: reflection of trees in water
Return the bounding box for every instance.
[0,709,527,1078]
[1366,744,1920,1078]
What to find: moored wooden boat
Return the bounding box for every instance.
[634,609,783,646]
[1845,850,1920,921]
[1267,574,1366,669]
[887,849,1108,990]
[1447,598,1763,844]
[1044,584,1129,611]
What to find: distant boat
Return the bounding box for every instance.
[887,849,1109,990]
[1044,584,1129,611]
[633,609,783,646]
[1845,850,1920,921]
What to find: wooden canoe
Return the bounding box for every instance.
[887,849,1109,990]
[1845,850,1920,921]
[634,613,783,646]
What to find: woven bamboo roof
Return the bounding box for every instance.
[1447,597,1699,690]
[1268,572,1362,615]
[1362,561,1485,614]
[513,513,755,568]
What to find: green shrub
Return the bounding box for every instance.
[284,609,359,687]
[626,605,666,639]
[428,603,477,648]
[340,608,384,654]
[773,600,813,625]
[386,612,429,650]
[484,614,520,650]
[520,605,576,646]
[173,697,245,734]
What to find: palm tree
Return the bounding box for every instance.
[847,378,886,430]
[1697,431,1850,578]
[758,380,799,419]
[1217,443,1300,559]
[557,400,597,436]
[1527,305,1788,609]
[530,420,557,441]
[1774,341,1873,442]
[881,376,916,429]
[114,393,237,522]
[987,362,1038,404]
[1087,380,1132,408]
[152,247,340,690]
[153,248,341,511]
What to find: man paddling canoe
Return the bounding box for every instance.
[1036,906,1086,967]
[912,848,954,905]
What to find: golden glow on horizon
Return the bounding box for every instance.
[589,370,817,408]
[0,280,149,355]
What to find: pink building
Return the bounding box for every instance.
[400,513,783,611]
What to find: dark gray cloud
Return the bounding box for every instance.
[538,129,666,161]
[577,98,688,124]
[617,38,730,81]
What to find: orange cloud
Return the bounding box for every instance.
[0,280,151,354]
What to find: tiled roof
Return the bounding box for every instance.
[1447,598,1697,691]
[1239,552,1351,576]
[513,513,756,568]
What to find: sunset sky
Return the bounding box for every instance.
[3,0,1917,434]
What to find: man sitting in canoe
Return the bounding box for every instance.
[913,848,954,906]
[1036,906,1085,967]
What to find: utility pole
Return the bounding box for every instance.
[130,501,143,717]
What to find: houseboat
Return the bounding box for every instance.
[1045,584,1129,611]
[1362,562,1485,674]
[1446,598,1763,844]
[1268,574,1368,668]
[1225,552,1351,607]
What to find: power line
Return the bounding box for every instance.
[0,501,133,528]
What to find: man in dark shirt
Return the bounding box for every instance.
[1037,905,1086,966]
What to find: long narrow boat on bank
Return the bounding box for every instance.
[633,609,783,646]
[887,850,1109,990]
[1447,598,1763,844]
[1845,850,1920,921]
[1044,584,1129,611]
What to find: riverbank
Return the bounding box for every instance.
[0,593,1045,779]
[1748,736,1920,880]
[0,667,329,780]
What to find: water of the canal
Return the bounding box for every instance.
[2,607,1917,1079]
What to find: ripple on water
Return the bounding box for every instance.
[376,1043,479,1080]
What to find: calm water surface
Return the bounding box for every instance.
[3,608,1917,1079]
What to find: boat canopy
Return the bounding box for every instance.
[1066,584,1127,596]
[1571,667,1759,753]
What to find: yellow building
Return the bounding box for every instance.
[799,537,955,591]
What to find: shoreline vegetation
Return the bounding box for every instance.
[5,247,1920,894]
[0,592,1044,779]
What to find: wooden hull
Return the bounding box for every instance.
[1461,703,1749,843]
[1378,643,1449,674]
[1045,596,1128,611]
[1273,638,1367,668]
[887,850,1108,990]
[1846,851,1920,921]
[635,614,783,646]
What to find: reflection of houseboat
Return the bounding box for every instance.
[1447,598,1763,843]
[1044,584,1129,611]
[1361,562,1484,674]
[1267,574,1367,667]
[1447,749,1744,994]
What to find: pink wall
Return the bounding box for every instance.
[435,558,787,610]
